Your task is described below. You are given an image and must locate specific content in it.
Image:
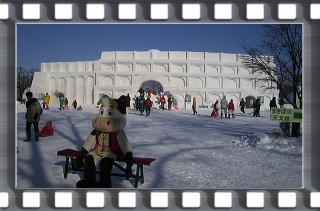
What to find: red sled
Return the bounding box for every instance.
[211,111,217,117]
[39,122,54,137]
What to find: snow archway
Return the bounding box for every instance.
[245,96,256,108]
[140,80,164,94]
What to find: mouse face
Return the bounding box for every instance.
[92,96,127,132]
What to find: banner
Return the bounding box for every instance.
[271,108,302,123]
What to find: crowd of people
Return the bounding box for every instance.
[128,88,283,119]
[208,96,283,119]
[208,96,257,119]
[22,89,284,142]
[133,88,176,116]
[39,93,83,111]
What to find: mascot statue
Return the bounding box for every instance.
[75,95,133,188]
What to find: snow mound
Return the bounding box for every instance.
[232,132,302,154]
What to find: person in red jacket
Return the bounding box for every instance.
[160,95,166,110]
[145,96,152,116]
[39,121,54,137]
[228,99,235,119]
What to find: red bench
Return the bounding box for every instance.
[57,149,156,188]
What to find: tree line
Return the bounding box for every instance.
[17,66,39,101]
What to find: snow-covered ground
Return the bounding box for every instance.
[16,103,302,189]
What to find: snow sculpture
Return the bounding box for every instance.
[31,50,279,110]
[75,95,133,188]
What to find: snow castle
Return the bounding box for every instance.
[30,50,279,109]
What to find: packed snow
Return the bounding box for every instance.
[16,103,302,189]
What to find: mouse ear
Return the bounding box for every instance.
[115,95,126,114]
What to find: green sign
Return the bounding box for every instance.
[271,108,302,123]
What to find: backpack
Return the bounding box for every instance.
[145,99,151,106]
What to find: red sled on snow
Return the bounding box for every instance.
[39,121,54,137]
[211,111,218,118]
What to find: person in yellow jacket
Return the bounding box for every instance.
[43,93,50,110]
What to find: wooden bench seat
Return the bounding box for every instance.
[57,149,156,188]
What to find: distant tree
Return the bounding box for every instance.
[241,24,302,137]
[17,67,38,100]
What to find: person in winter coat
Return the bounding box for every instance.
[136,97,140,111]
[72,100,77,110]
[75,95,133,188]
[24,91,42,142]
[269,97,277,111]
[253,98,261,117]
[150,93,157,109]
[138,88,145,98]
[279,97,284,108]
[44,93,50,110]
[139,96,145,115]
[228,99,235,119]
[211,100,219,118]
[168,95,173,110]
[145,96,152,116]
[220,96,228,118]
[240,98,246,114]
[39,121,54,137]
[160,95,166,110]
[41,100,46,109]
[192,97,198,115]
[125,94,131,112]
[64,98,69,110]
[59,96,64,110]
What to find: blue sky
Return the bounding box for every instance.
[17,24,266,70]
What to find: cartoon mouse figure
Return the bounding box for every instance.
[75,95,133,188]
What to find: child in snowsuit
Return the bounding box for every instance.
[64,98,69,110]
[39,121,54,137]
[59,96,64,110]
[72,100,77,110]
[211,100,219,118]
